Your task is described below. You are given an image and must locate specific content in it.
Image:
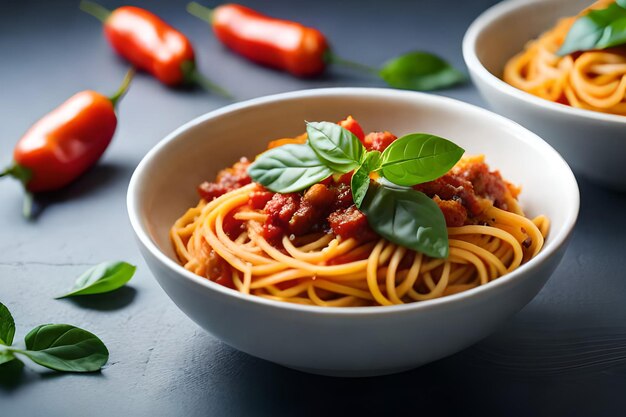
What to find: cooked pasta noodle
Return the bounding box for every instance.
[503,0,626,116]
[171,182,549,307]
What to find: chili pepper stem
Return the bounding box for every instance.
[180,60,233,99]
[1,163,35,219]
[109,68,135,108]
[191,71,233,99]
[186,2,214,23]
[79,0,111,22]
[1,164,32,184]
[22,191,34,219]
[326,52,379,75]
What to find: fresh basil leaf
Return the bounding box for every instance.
[0,302,16,346]
[361,183,449,258]
[351,151,382,208]
[56,261,136,299]
[0,350,17,366]
[306,121,364,173]
[379,51,465,91]
[15,324,108,372]
[248,144,333,193]
[557,2,626,55]
[380,133,464,186]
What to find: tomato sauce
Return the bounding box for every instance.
[196,120,518,246]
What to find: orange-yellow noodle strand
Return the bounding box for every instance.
[171,183,548,307]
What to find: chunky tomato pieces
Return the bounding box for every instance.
[197,158,251,201]
[363,131,397,152]
[262,182,374,243]
[452,160,518,211]
[196,118,519,249]
[338,115,365,141]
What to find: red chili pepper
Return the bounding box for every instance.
[187,2,330,77]
[80,1,230,97]
[187,2,465,91]
[0,70,133,218]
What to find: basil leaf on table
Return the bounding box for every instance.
[56,261,136,299]
[379,51,465,91]
[361,183,449,258]
[0,302,16,346]
[351,151,382,208]
[248,144,333,193]
[380,133,464,186]
[557,2,626,56]
[306,121,364,173]
[13,324,109,372]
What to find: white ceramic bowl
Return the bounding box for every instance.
[463,0,626,190]
[127,88,579,377]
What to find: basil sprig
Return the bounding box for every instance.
[248,121,464,258]
[56,261,136,299]
[0,302,108,373]
[558,0,626,56]
[379,51,465,91]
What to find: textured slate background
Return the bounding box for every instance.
[1,0,625,416]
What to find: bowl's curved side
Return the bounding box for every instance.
[471,79,626,189]
[463,0,626,189]
[137,235,571,376]
[128,88,579,376]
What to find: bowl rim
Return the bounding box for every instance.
[127,87,580,316]
[462,0,626,125]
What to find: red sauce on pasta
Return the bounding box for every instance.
[195,132,519,242]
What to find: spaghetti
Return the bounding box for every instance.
[503,0,626,116]
[171,121,549,307]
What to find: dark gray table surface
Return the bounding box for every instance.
[2,0,625,416]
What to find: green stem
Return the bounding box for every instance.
[79,0,111,22]
[191,71,233,99]
[181,60,233,99]
[22,191,34,220]
[1,164,35,219]
[109,68,135,108]
[186,2,214,23]
[326,52,379,75]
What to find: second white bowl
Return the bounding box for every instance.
[463,0,626,190]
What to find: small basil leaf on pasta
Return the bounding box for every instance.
[14,324,108,372]
[306,121,364,173]
[361,183,449,258]
[557,2,626,56]
[56,261,136,299]
[248,144,333,193]
[351,151,381,208]
[0,302,16,346]
[379,51,465,91]
[380,134,464,186]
